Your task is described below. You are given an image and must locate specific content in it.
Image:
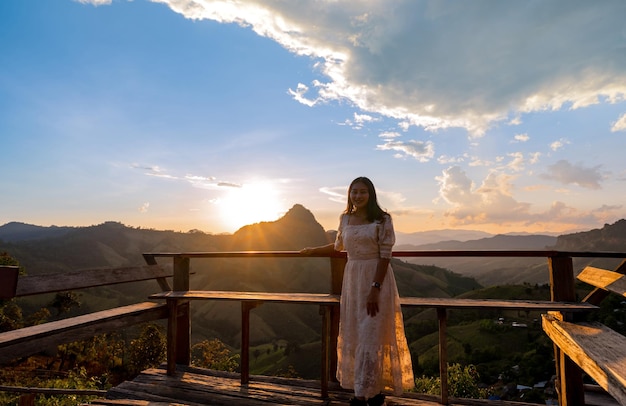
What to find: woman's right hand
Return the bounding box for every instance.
[300,247,314,255]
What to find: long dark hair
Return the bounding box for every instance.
[344,176,388,222]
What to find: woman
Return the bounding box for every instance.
[301,177,414,406]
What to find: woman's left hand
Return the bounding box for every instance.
[366,288,380,317]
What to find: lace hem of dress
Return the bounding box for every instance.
[337,343,414,398]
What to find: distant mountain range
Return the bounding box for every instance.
[2,206,625,380]
[2,207,625,286]
[0,204,480,347]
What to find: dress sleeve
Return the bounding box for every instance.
[378,214,395,259]
[334,214,345,251]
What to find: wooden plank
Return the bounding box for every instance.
[578,266,626,297]
[0,302,168,363]
[150,290,341,305]
[15,265,171,297]
[151,290,595,311]
[400,296,596,311]
[102,365,548,406]
[542,315,626,406]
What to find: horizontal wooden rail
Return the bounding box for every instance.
[13,265,172,297]
[143,250,626,259]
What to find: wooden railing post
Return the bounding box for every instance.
[0,265,19,299]
[173,256,191,367]
[548,255,584,406]
[329,256,346,383]
[437,308,448,405]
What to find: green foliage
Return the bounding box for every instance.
[0,300,23,331]
[414,363,490,399]
[49,291,81,316]
[0,251,20,267]
[127,324,167,375]
[275,365,301,378]
[191,338,240,372]
[0,367,102,406]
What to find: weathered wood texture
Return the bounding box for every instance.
[0,302,168,364]
[149,288,598,404]
[578,265,626,298]
[542,315,626,406]
[0,266,19,299]
[151,290,341,304]
[150,290,596,311]
[14,265,172,297]
[92,365,548,406]
[0,265,174,364]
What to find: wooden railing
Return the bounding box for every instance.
[1,251,625,405]
[143,250,626,405]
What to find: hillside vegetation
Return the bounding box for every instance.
[1,208,625,398]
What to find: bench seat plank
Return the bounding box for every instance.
[150,291,340,304]
[150,290,596,311]
[542,315,626,406]
[0,302,168,363]
[400,297,595,311]
[578,266,626,298]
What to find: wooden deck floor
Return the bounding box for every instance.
[83,365,620,406]
[85,365,456,405]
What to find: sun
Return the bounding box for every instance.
[214,182,287,232]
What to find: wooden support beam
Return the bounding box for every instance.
[548,256,584,406]
[173,257,190,367]
[437,308,448,405]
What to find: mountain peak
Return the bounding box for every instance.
[280,204,317,223]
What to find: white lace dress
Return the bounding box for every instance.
[334,213,415,399]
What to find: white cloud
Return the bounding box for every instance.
[138,202,150,213]
[376,139,434,162]
[73,0,111,5]
[152,0,626,137]
[435,166,617,228]
[541,160,604,189]
[379,131,400,139]
[611,113,626,132]
[528,152,541,165]
[436,166,530,223]
[512,133,529,143]
[550,138,570,151]
[504,152,525,172]
[320,186,346,204]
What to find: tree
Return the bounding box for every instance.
[414,363,490,399]
[49,291,81,316]
[191,338,239,372]
[128,324,166,375]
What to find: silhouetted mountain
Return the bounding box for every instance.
[0,222,74,242]
[549,219,626,275]
[229,204,331,250]
[551,219,626,251]
[402,220,626,286]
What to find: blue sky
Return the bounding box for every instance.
[1,0,625,235]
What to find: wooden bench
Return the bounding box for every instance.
[542,261,626,406]
[0,265,173,364]
[150,289,596,399]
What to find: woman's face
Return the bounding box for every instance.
[349,181,370,211]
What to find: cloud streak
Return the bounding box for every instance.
[541,160,605,190]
